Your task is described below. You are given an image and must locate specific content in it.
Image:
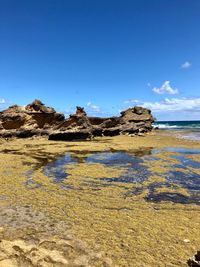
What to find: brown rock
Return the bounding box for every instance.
[0,101,154,140]
[56,106,92,130]
[25,99,56,113]
[0,100,65,138]
[188,251,200,266]
[49,130,92,141]
[120,106,154,123]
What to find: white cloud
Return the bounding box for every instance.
[181,61,191,69]
[86,102,100,112]
[124,99,139,104]
[142,97,200,113]
[152,81,179,95]
[123,97,200,117]
[0,98,6,104]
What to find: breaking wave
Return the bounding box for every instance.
[153,121,200,129]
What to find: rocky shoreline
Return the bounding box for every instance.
[0,99,154,140]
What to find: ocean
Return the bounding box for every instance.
[153,120,200,140]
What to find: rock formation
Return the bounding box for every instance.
[0,100,154,140]
[49,106,93,141]
[49,106,154,140]
[188,251,200,266]
[0,100,64,138]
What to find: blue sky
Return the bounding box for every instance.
[0,0,200,120]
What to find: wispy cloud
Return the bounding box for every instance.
[181,61,192,69]
[86,102,100,112]
[142,97,200,113]
[152,81,179,95]
[123,97,200,114]
[123,99,139,104]
[0,98,6,104]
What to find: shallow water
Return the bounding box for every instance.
[153,147,200,154]
[43,154,77,181]
[43,150,152,184]
[176,129,200,141]
[39,147,200,205]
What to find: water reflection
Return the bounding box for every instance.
[24,147,200,205]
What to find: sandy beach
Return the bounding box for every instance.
[0,130,199,266]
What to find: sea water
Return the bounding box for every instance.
[153,120,200,140]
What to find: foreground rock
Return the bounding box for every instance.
[0,100,154,140]
[0,205,113,267]
[188,251,200,266]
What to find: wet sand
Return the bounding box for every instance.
[0,130,200,266]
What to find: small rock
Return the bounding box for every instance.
[188,250,200,267]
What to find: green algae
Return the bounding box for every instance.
[0,134,200,266]
[187,154,200,163]
[143,175,166,185]
[154,186,191,197]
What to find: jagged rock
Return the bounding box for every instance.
[90,107,154,137]
[56,106,92,131]
[188,251,200,266]
[0,100,65,138]
[0,100,154,140]
[49,106,93,140]
[120,107,154,123]
[96,117,120,129]
[25,99,56,113]
[119,122,139,134]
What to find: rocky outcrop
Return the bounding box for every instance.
[49,106,93,141]
[0,100,65,138]
[49,106,154,140]
[90,106,154,137]
[0,100,154,140]
[188,251,200,266]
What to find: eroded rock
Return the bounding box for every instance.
[0,100,154,140]
[0,100,65,138]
